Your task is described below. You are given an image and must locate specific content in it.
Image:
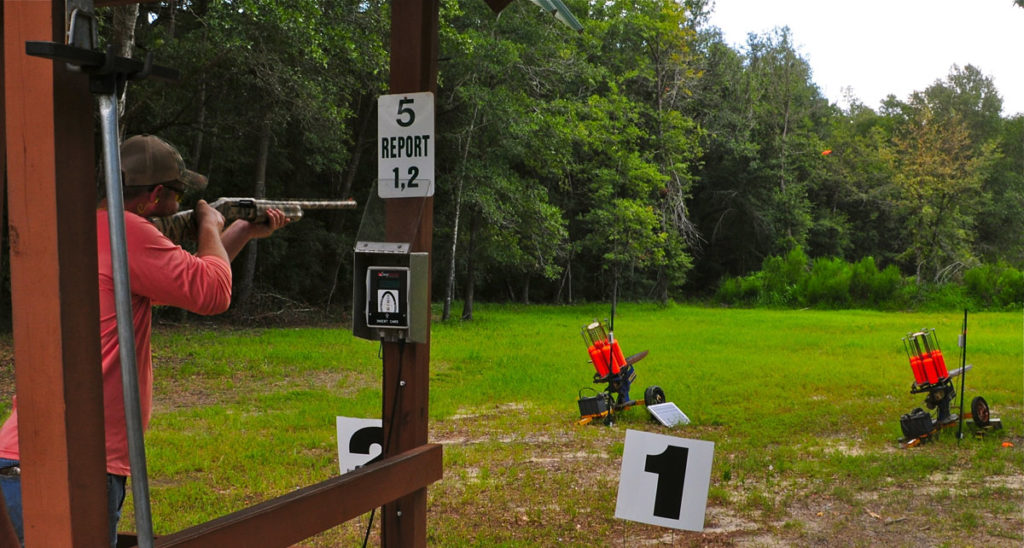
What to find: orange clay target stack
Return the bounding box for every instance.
[898,311,1002,448]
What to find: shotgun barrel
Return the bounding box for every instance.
[151,197,357,244]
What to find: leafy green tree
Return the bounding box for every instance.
[75,0,1022,317]
[563,90,675,299]
[123,0,388,313]
[685,27,831,290]
[684,27,762,289]
[918,64,1003,148]
[743,28,831,255]
[812,100,901,263]
[560,0,702,302]
[977,114,1024,265]
[889,65,1021,274]
[436,0,574,316]
[624,0,703,301]
[886,104,997,282]
[435,0,704,311]
[916,65,1023,268]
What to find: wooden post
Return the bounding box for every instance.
[0,9,18,547]
[3,1,108,545]
[382,0,438,545]
[0,15,12,537]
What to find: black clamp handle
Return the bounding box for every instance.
[25,41,178,95]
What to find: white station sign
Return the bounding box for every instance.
[378,91,435,198]
[336,417,383,474]
[615,429,714,531]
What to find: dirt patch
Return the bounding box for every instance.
[421,403,1024,547]
[823,441,867,457]
[5,329,1016,547]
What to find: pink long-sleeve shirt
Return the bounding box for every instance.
[0,210,232,475]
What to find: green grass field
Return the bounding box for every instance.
[9,304,1021,545]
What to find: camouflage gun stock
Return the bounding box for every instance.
[151,197,358,244]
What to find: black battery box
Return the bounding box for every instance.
[900,407,935,439]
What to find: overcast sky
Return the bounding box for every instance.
[707,0,1023,116]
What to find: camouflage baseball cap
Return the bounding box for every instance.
[120,134,208,192]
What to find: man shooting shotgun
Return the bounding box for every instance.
[152,197,358,244]
[0,134,293,547]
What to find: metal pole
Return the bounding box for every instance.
[98,92,154,548]
[609,276,617,337]
[956,310,968,442]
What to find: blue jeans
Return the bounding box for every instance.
[0,458,126,548]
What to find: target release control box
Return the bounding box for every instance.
[366,266,409,329]
[352,241,428,342]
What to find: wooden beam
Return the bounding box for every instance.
[148,444,443,548]
[3,1,108,546]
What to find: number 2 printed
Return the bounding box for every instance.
[393,166,420,190]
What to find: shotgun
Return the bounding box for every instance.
[151,197,357,244]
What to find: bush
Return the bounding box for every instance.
[800,257,850,307]
[716,276,756,305]
[714,247,809,307]
[963,263,1024,308]
[964,264,998,306]
[848,257,904,308]
[911,282,968,311]
[757,247,809,306]
[848,256,879,304]
[711,249,1023,311]
[710,249,907,310]
[995,268,1024,307]
[873,264,906,306]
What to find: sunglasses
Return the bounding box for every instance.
[157,183,186,203]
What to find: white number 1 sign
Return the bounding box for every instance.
[614,429,714,531]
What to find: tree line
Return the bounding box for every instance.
[4,0,1021,323]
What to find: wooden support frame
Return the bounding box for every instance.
[2,0,443,546]
[151,445,442,548]
[3,0,109,546]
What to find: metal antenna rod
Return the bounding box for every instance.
[956,310,968,442]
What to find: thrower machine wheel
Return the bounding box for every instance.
[971,396,990,427]
[644,385,666,406]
